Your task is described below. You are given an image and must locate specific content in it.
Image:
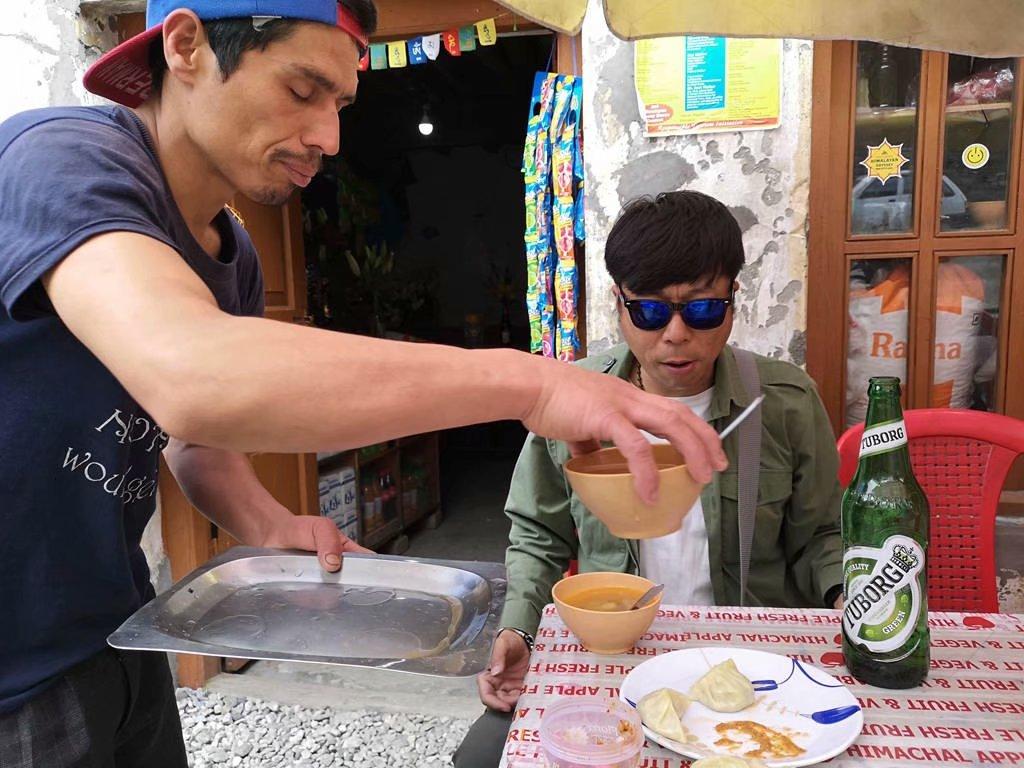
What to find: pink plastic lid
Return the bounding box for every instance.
[539,697,643,766]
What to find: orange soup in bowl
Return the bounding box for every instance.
[553,572,661,654]
[566,586,646,612]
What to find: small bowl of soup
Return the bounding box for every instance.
[552,572,661,655]
[563,445,703,539]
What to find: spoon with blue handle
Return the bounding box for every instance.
[799,704,861,725]
[625,697,860,726]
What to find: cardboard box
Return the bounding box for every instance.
[319,466,358,539]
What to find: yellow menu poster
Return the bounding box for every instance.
[635,36,781,137]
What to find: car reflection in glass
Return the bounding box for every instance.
[851,171,971,232]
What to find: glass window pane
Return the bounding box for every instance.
[846,258,912,426]
[850,44,922,236]
[940,57,1016,232]
[932,255,1004,411]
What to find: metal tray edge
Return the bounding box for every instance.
[108,547,506,678]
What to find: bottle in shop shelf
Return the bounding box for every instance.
[359,455,435,538]
[376,472,386,523]
[378,471,398,523]
[361,480,378,533]
[408,464,434,516]
[401,466,421,516]
[872,45,899,108]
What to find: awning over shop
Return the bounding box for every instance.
[494,0,1024,57]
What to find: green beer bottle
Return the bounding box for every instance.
[841,377,930,688]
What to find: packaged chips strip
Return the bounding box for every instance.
[523,72,558,355]
[549,75,581,361]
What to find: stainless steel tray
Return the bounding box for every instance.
[108,547,506,677]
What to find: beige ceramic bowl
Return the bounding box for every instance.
[552,572,661,655]
[563,445,704,539]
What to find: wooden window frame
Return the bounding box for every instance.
[808,41,1024,433]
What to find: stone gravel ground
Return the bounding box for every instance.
[177,688,471,768]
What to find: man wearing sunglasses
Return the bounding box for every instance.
[455,191,843,768]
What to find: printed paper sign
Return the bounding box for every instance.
[962,142,990,170]
[408,37,428,65]
[387,41,408,68]
[443,29,461,56]
[422,34,441,60]
[635,36,781,136]
[860,138,909,184]
[459,26,477,52]
[476,18,497,46]
[369,43,387,70]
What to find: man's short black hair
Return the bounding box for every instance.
[605,190,745,295]
[148,0,378,96]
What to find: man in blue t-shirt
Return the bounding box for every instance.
[0,1,727,764]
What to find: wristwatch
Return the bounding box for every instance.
[498,626,535,653]
[824,585,844,608]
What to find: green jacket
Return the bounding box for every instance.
[501,344,844,636]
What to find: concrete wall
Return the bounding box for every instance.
[0,0,171,595]
[581,0,814,364]
[0,0,93,120]
[0,1,138,120]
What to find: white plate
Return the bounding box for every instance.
[619,647,863,767]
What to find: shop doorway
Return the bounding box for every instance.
[304,30,557,562]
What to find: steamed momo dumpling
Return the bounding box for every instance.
[691,757,767,768]
[688,659,755,713]
[637,688,691,743]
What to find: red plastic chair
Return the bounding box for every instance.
[837,408,1024,613]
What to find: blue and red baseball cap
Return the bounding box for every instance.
[84,0,369,108]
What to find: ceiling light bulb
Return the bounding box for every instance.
[418,105,434,136]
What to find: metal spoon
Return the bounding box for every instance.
[717,394,766,441]
[630,583,665,610]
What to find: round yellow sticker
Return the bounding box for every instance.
[962,143,990,170]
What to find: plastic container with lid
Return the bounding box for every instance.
[539,696,643,768]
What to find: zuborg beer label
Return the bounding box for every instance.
[843,534,925,653]
[859,419,908,458]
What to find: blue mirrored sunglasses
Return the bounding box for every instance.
[619,287,734,331]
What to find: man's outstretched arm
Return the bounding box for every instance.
[45,232,728,502]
